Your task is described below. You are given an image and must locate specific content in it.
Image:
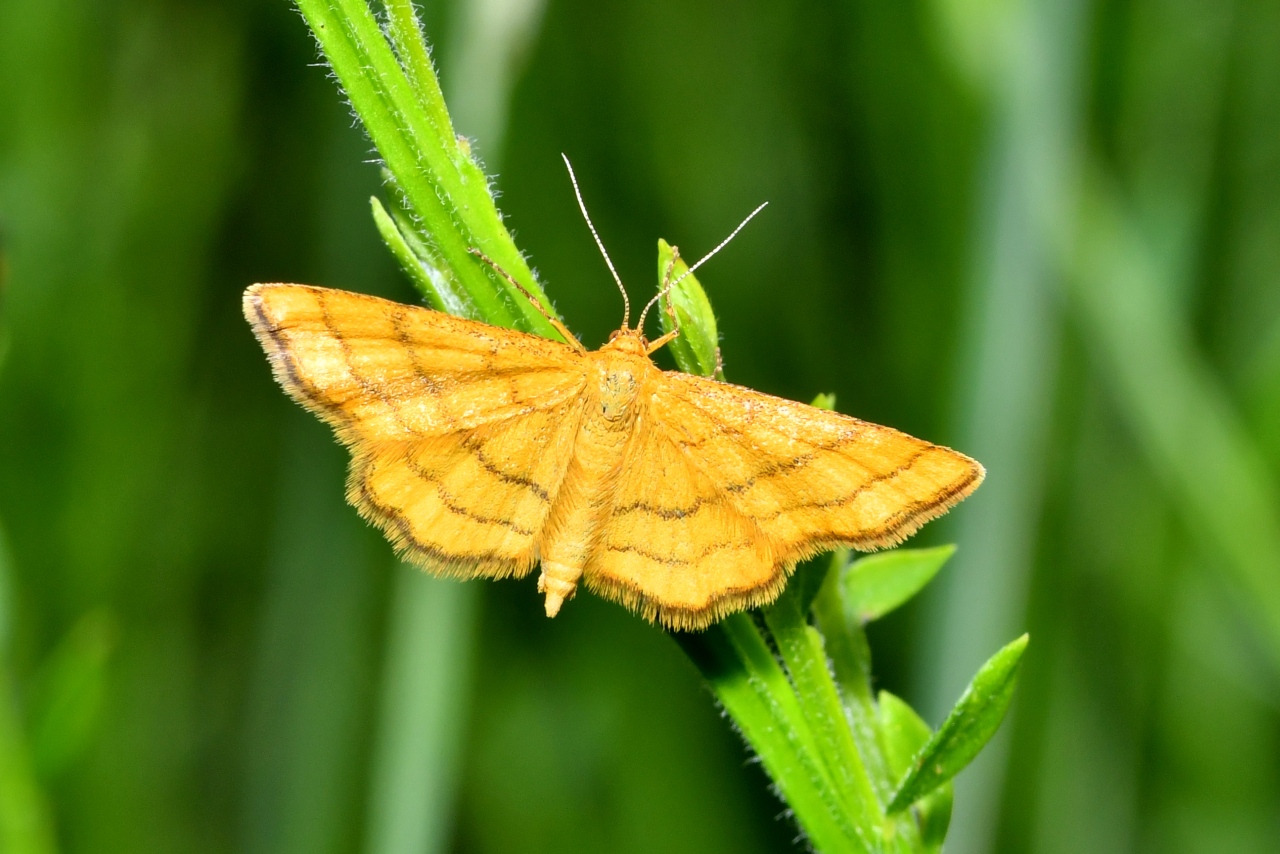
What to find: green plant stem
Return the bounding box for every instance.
[381,0,452,137]
[294,0,559,337]
[657,268,884,852]
[660,301,879,849]
[811,554,893,801]
[764,588,881,839]
[663,333,883,850]
[365,570,475,854]
[674,621,865,854]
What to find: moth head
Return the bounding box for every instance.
[604,327,649,356]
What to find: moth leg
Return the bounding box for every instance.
[645,295,682,355]
[469,248,585,352]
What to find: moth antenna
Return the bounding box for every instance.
[561,153,630,329]
[636,247,681,336]
[469,248,585,351]
[669,202,768,294]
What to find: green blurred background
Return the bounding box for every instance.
[2,0,1279,852]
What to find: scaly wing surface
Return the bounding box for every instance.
[586,417,779,630]
[654,372,983,558]
[244,283,589,576]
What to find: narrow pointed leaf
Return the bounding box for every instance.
[877,691,931,779]
[844,545,955,624]
[809,392,837,412]
[657,238,721,378]
[295,0,563,337]
[878,691,952,850]
[887,633,1028,813]
[371,196,469,318]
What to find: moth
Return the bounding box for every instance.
[244,168,983,630]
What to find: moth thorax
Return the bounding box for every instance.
[598,365,640,424]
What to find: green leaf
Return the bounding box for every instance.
[371,196,469,317]
[917,785,953,853]
[877,691,931,779]
[843,545,955,624]
[810,392,837,411]
[878,692,952,850]
[887,633,1028,813]
[657,238,721,378]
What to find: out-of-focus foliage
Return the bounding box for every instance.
[0,0,1278,853]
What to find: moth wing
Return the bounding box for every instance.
[586,416,779,630]
[244,283,587,440]
[244,283,589,577]
[650,371,984,566]
[352,400,586,578]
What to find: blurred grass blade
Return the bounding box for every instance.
[878,692,952,851]
[365,570,475,854]
[242,421,378,854]
[0,667,57,854]
[28,610,115,779]
[922,0,1086,847]
[1071,178,1280,670]
[0,524,57,854]
[657,238,721,379]
[844,546,955,624]
[445,0,548,161]
[889,634,1028,813]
